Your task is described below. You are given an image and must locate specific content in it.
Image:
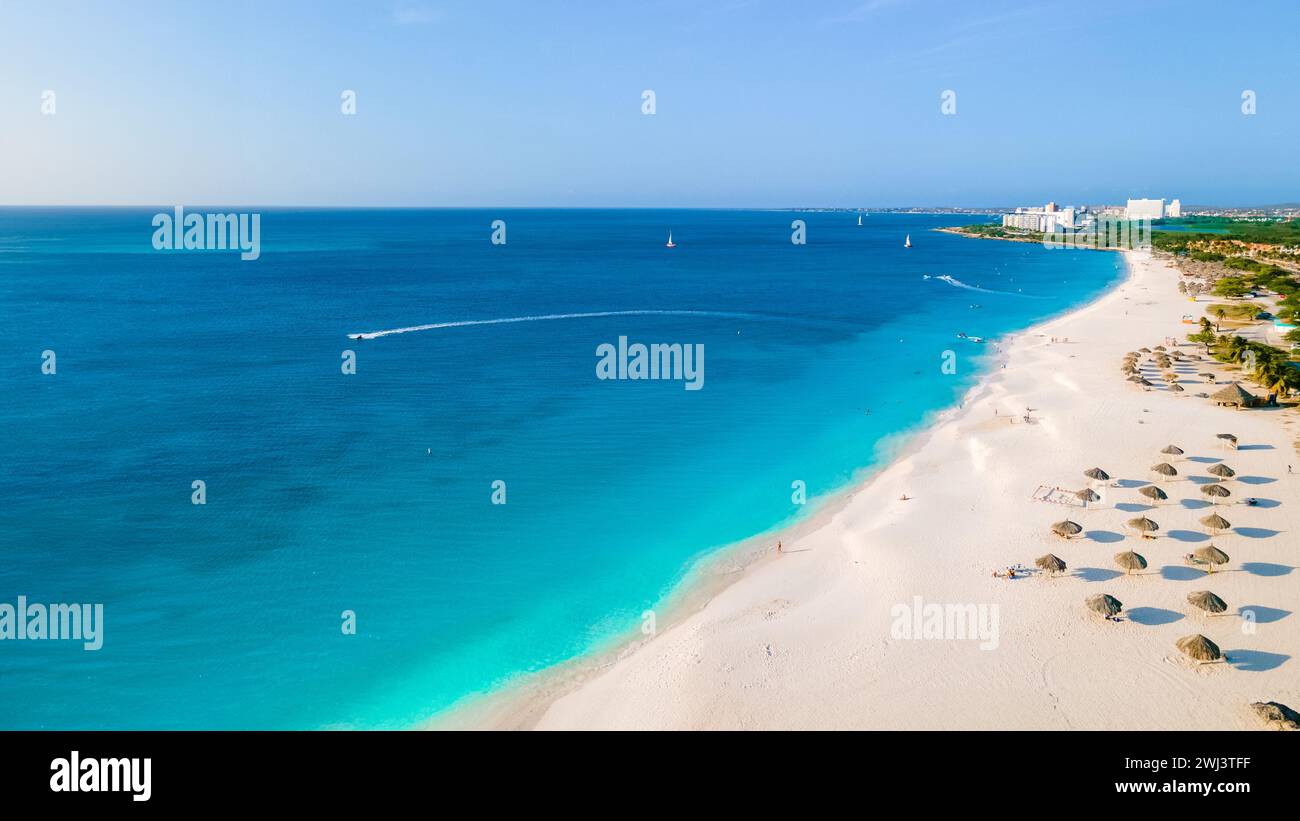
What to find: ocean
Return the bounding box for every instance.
[0,208,1125,728]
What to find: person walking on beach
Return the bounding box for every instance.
[776,540,782,554]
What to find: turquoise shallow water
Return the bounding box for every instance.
[0,209,1124,728]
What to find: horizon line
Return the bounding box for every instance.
[1,202,1293,211]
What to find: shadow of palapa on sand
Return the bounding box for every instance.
[1225,650,1291,672]
[1160,565,1205,582]
[1166,529,1211,543]
[1085,530,1125,544]
[1241,562,1293,577]
[1234,527,1281,539]
[1115,502,1155,513]
[1238,605,1291,624]
[1126,607,1184,626]
[1075,567,1123,582]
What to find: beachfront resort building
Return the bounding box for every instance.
[1125,198,1166,220]
[1167,199,1182,218]
[1001,202,1080,232]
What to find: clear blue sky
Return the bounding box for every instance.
[3,0,1297,207]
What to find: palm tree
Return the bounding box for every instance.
[1224,335,1249,365]
[1213,307,1227,331]
[1256,359,1299,402]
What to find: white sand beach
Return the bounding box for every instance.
[510,250,1299,730]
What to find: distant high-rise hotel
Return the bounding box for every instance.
[1167,199,1182,218]
[1001,202,1077,232]
[1125,198,1166,220]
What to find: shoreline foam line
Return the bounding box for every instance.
[433,251,1134,730]
[350,309,804,339]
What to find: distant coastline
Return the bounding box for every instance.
[934,225,1046,245]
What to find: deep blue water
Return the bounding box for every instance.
[0,209,1124,728]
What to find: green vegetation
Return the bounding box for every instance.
[1207,334,1300,398]
[1153,217,1300,251]
[1205,302,1264,321]
[1187,317,1218,352]
[954,224,1032,239]
[1211,277,1252,298]
[1157,217,1300,326]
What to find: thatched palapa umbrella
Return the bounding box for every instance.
[1211,383,1257,410]
[1208,463,1236,479]
[1126,516,1159,537]
[1201,483,1231,501]
[1084,467,1110,482]
[1192,545,1230,572]
[1139,485,1168,502]
[1150,462,1178,480]
[1176,634,1222,662]
[1114,550,1148,574]
[1086,593,1123,617]
[1216,433,1238,450]
[1139,347,1151,353]
[1035,553,1067,575]
[1187,590,1228,615]
[1200,372,1217,383]
[1154,345,1166,351]
[1199,513,1231,535]
[1075,487,1101,506]
[1160,445,1184,457]
[1051,520,1083,539]
[1170,383,1185,393]
[1250,701,1300,729]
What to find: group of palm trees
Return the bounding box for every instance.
[1188,317,1300,400]
[1221,333,1300,399]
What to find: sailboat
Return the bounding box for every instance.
[666,231,676,249]
[904,234,912,248]
[857,212,863,226]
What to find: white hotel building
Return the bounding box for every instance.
[1125,198,1165,220]
[1002,197,1181,232]
[1001,202,1079,232]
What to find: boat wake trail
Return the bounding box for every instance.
[929,274,1045,299]
[348,309,768,339]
